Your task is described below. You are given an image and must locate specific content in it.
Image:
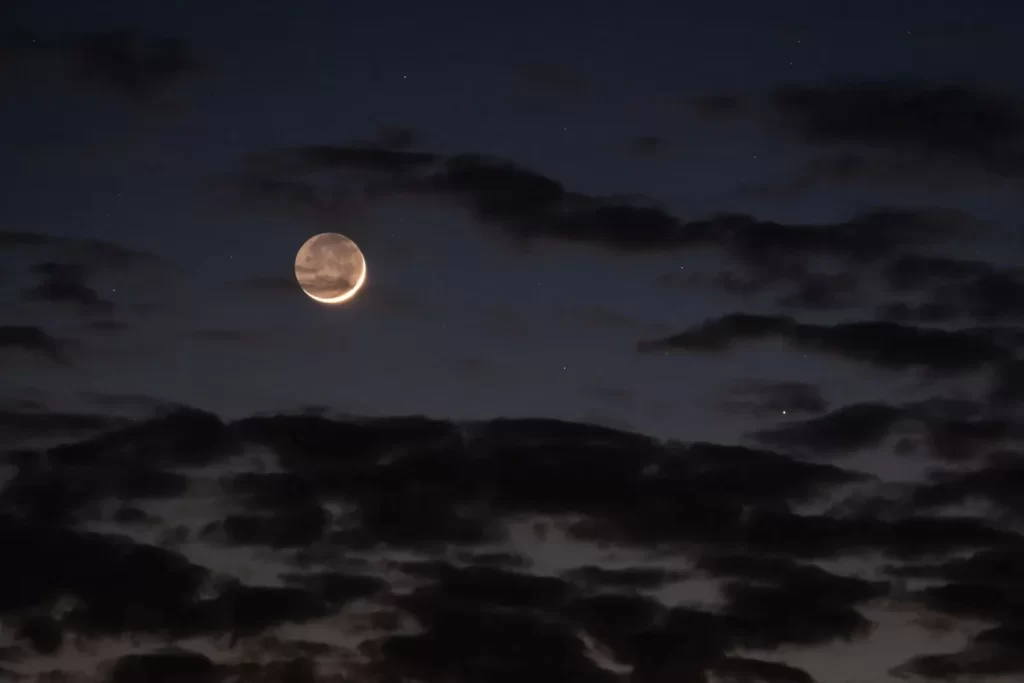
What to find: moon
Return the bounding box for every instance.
[294,232,367,304]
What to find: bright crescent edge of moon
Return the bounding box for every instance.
[302,258,367,304]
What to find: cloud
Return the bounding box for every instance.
[370,597,617,683]
[234,275,295,293]
[638,314,1013,374]
[0,230,161,268]
[751,400,1022,461]
[718,379,829,418]
[7,28,201,105]
[879,254,1024,324]
[752,403,906,456]
[893,639,1024,681]
[697,82,1024,197]
[0,325,71,365]
[406,562,573,610]
[81,391,180,415]
[913,460,1024,520]
[515,63,591,97]
[105,650,216,683]
[696,557,886,653]
[229,138,984,321]
[6,406,1024,679]
[767,83,1024,171]
[562,565,684,590]
[193,328,254,343]
[625,135,666,157]
[425,159,968,258]
[0,516,209,632]
[716,657,815,683]
[579,383,632,408]
[70,30,199,101]
[201,505,329,549]
[0,405,129,444]
[365,125,420,150]
[989,359,1024,407]
[1,231,165,321]
[1,27,201,109]
[21,261,114,312]
[718,578,876,649]
[248,145,439,176]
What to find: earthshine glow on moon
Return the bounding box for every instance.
[294,232,367,304]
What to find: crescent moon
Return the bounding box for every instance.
[294,232,367,304]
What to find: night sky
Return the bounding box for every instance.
[3,1,1024,682]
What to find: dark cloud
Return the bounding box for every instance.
[883,253,992,292]
[371,594,616,683]
[0,516,209,632]
[889,563,1024,678]
[989,359,1024,407]
[718,379,829,418]
[85,318,129,333]
[194,328,252,342]
[879,254,1024,324]
[768,83,1024,173]
[4,406,1024,678]
[639,314,1012,374]
[739,512,1018,561]
[225,144,439,222]
[1,29,200,105]
[454,550,532,569]
[221,472,318,510]
[0,230,162,287]
[234,275,295,292]
[81,391,179,415]
[106,650,216,683]
[67,29,200,103]
[515,63,591,97]
[692,93,744,117]
[893,641,1024,681]
[752,403,906,456]
[699,553,886,604]
[685,209,968,307]
[778,271,860,311]
[281,571,386,608]
[0,406,129,443]
[715,657,815,683]
[219,657,319,683]
[562,565,684,590]
[876,300,959,325]
[626,135,665,156]
[698,82,1024,197]
[201,505,329,549]
[409,563,574,610]
[752,401,1021,461]
[913,460,1024,519]
[21,262,113,312]
[249,145,439,176]
[579,383,632,406]
[46,407,236,469]
[707,82,1024,167]
[367,125,419,150]
[1,455,191,525]
[735,150,1013,201]
[0,326,71,365]
[232,137,976,301]
[719,579,876,649]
